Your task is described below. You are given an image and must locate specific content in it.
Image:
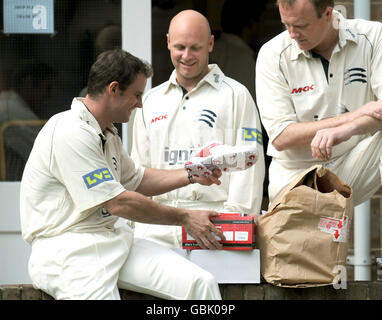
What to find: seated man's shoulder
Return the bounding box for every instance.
[144,80,171,100]
[52,111,99,144]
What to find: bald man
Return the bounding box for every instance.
[131,10,265,248]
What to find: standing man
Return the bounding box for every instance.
[256,0,382,206]
[131,10,265,248]
[20,49,224,300]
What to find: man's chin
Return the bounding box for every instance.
[296,41,312,51]
[114,116,130,124]
[178,69,196,78]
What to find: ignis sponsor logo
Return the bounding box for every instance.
[291,84,314,94]
[164,147,196,165]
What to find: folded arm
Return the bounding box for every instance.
[311,114,382,160]
[273,100,382,159]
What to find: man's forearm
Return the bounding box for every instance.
[104,190,225,250]
[135,167,189,196]
[310,114,382,160]
[104,189,186,224]
[274,100,382,152]
[136,167,221,197]
[349,114,382,136]
[272,111,356,151]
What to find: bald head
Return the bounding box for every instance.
[168,10,211,40]
[166,9,214,91]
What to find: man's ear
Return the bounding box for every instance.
[325,6,333,21]
[167,33,171,50]
[209,34,214,53]
[108,81,119,95]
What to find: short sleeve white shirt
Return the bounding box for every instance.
[131,64,265,214]
[20,98,145,244]
[256,12,382,164]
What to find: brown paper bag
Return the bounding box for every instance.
[257,165,353,287]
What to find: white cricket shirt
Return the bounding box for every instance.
[256,11,382,165]
[131,64,265,214]
[20,98,145,244]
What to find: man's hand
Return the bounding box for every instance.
[311,101,382,160]
[311,125,353,160]
[183,210,226,250]
[191,168,222,186]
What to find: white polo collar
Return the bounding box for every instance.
[71,98,118,138]
[165,64,224,94]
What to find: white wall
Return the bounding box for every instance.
[121,0,152,154]
[0,182,31,284]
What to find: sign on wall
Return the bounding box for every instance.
[3,0,54,34]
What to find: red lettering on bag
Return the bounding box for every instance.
[291,84,314,94]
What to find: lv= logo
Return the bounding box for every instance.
[83,168,114,189]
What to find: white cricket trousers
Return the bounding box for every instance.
[28,227,221,300]
[134,200,225,248]
[268,131,382,207]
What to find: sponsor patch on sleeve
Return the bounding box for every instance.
[82,168,114,189]
[242,127,263,145]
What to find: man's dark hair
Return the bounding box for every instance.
[87,49,153,98]
[277,0,334,18]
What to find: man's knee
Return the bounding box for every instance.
[189,269,221,300]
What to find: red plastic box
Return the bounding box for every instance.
[182,213,255,250]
